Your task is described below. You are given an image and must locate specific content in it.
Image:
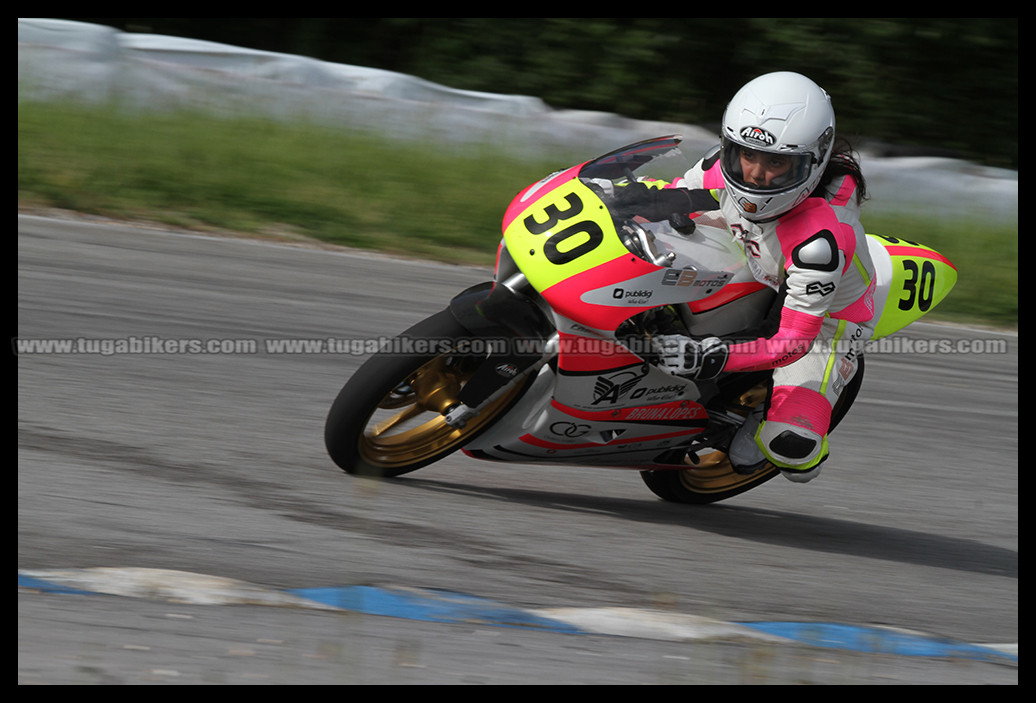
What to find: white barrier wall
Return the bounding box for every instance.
[19,18,1016,224]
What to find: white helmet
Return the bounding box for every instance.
[719,72,836,221]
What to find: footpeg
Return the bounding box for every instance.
[443,403,477,428]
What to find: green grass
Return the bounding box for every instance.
[18,99,1016,328]
[17,99,559,265]
[862,213,1017,329]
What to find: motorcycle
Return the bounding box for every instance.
[325,136,957,504]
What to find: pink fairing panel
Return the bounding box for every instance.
[724,307,824,372]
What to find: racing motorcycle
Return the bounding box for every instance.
[325,136,957,504]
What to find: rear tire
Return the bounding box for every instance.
[640,356,865,504]
[324,309,532,478]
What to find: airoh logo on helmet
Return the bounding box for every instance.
[739,126,776,147]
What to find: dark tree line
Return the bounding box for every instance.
[66,18,1018,168]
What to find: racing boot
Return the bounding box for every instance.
[763,423,828,483]
[727,406,768,475]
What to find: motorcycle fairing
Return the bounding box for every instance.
[460,365,711,467]
[502,167,649,322]
[477,137,770,465]
[501,156,760,333]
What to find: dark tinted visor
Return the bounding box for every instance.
[720,138,812,192]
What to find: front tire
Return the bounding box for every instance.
[324,309,531,478]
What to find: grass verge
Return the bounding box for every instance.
[18,99,1016,329]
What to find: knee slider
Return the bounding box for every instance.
[769,430,817,459]
[758,421,827,470]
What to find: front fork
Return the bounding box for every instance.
[443,273,557,428]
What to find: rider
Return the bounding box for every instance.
[652,71,877,483]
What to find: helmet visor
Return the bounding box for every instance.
[720,138,814,192]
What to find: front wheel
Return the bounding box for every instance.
[324,309,531,478]
[639,357,865,504]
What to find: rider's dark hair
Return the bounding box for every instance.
[814,136,868,205]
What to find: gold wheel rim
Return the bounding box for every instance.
[358,355,524,468]
[676,382,776,493]
[676,451,777,494]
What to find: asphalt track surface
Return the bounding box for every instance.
[17,214,1017,684]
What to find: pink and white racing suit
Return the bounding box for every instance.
[680,149,878,472]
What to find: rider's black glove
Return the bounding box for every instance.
[612,182,718,221]
[652,334,729,380]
